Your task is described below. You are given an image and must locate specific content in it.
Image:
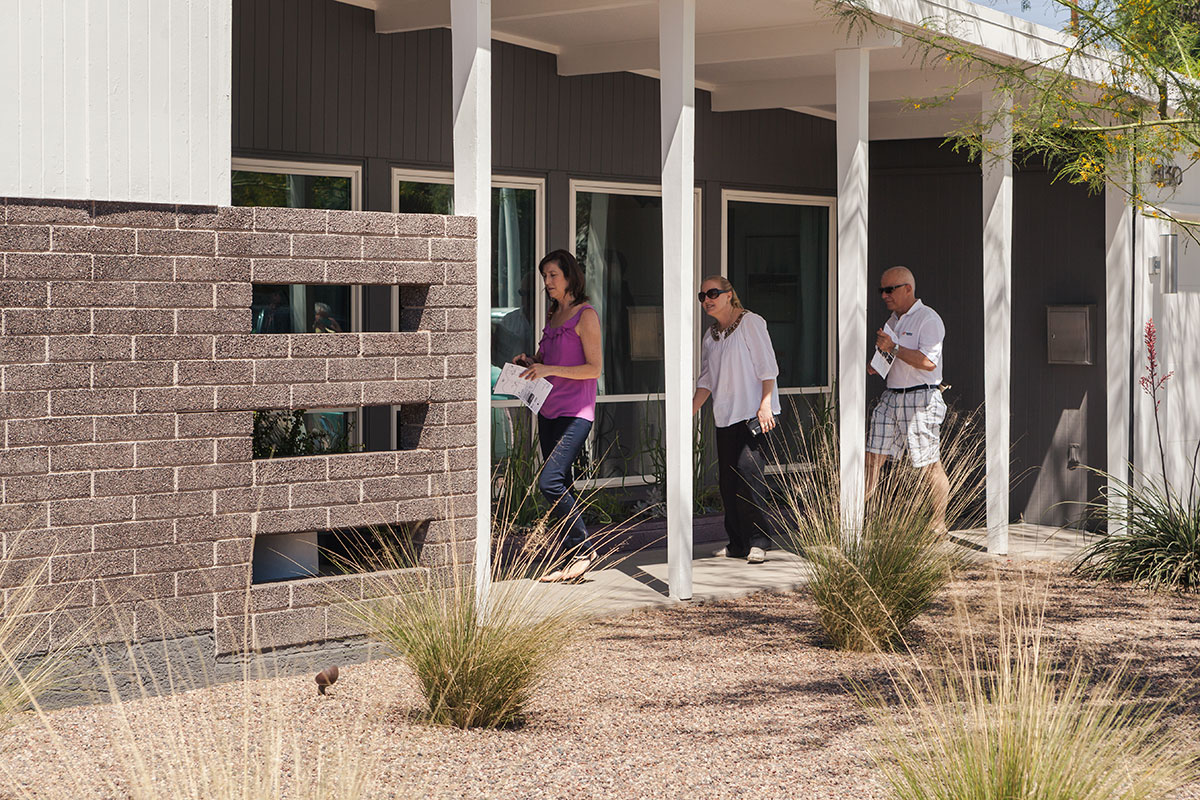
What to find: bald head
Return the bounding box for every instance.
[882,266,915,293]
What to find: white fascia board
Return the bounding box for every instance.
[788,105,839,121]
[558,22,900,76]
[375,0,450,31]
[374,0,654,33]
[864,0,1120,91]
[867,98,983,138]
[712,68,964,112]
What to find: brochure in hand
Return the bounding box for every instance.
[870,322,900,379]
[492,362,554,415]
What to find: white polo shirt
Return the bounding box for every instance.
[697,311,781,428]
[884,299,945,389]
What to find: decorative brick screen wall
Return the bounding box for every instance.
[0,198,477,654]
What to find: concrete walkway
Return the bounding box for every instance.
[521,522,1097,620]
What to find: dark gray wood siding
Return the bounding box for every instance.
[869,140,1107,526]
[231,0,836,205]
[1009,169,1107,526]
[232,0,1108,525]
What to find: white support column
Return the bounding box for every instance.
[1104,185,1132,530]
[450,0,492,603]
[660,0,696,601]
[1132,210,1158,485]
[836,48,869,538]
[981,92,1012,555]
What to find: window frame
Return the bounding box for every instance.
[568,178,703,403]
[721,188,836,476]
[234,158,368,452]
[720,188,836,396]
[568,179,703,488]
[389,167,547,412]
[232,156,363,211]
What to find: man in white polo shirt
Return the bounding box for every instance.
[866,266,950,533]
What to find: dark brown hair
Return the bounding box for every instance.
[539,249,589,314]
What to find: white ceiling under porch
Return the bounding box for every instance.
[337,0,1075,140]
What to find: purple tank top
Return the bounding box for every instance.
[539,304,597,421]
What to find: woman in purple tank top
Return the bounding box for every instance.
[515,250,602,583]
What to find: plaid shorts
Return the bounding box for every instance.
[866,387,947,468]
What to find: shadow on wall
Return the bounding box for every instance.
[1021,396,1089,528]
[1163,292,1200,490]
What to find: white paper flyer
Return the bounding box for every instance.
[493,362,554,415]
[870,323,900,379]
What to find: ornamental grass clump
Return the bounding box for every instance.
[862,577,1198,800]
[1076,319,1200,592]
[774,405,984,651]
[335,459,633,729]
[1075,468,1200,590]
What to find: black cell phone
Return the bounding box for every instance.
[745,415,777,436]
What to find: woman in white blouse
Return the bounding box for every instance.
[691,276,781,564]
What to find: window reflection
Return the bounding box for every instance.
[575,191,665,397]
[232,171,353,210]
[395,178,539,369]
[251,285,352,335]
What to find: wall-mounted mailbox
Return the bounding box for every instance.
[1046,305,1095,365]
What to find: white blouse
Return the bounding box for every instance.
[696,311,781,428]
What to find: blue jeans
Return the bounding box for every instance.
[537,414,594,557]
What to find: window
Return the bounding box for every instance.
[231,158,361,210]
[390,169,545,463]
[391,168,545,370]
[251,284,355,335]
[722,190,835,465]
[571,180,702,484]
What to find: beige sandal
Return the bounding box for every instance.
[562,556,592,582]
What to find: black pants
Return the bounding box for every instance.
[714,421,775,557]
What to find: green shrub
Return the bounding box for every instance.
[1075,469,1200,591]
[863,579,1197,800]
[1076,318,1200,592]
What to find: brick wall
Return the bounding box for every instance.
[0,198,477,654]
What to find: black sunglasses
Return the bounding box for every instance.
[698,288,731,302]
[879,283,910,295]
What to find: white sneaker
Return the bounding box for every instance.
[712,546,729,558]
[747,547,766,564]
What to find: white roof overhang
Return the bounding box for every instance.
[339,0,1123,140]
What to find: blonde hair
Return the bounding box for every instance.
[701,275,744,309]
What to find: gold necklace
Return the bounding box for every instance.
[711,310,747,341]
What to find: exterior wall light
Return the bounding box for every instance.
[1161,232,1179,294]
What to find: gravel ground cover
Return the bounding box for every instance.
[2,562,1198,799]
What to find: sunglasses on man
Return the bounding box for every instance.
[698,288,731,302]
[879,283,910,295]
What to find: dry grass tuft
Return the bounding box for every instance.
[332,460,638,730]
[772,406,984,651]
[862,574,1198,800]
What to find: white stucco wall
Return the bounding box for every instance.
[0,0,232,205]
[1139,174,1200,494]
